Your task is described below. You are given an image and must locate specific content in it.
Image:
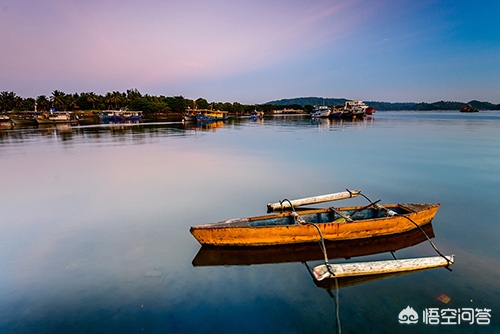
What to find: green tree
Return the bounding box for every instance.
[165,96,187,113]
[195,98,209,109]
[0,91,17,111]
[105,91,123,110]
[36,95,50,112]
[51,90,66,111]
[86,92,99,110]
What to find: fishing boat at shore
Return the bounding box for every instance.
[0,114,11,123]
[196,110,228,122]
[36,113,77,125]
[8,112,38,126]
[190,190,440,246]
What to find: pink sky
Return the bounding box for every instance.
[1,0,499,103]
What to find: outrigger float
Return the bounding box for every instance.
[313,255,454,281]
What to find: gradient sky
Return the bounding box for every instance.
[1,0,499,104]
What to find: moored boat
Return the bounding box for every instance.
[365,106,375,115]
[190,202,440,246]
[342,101,368,119]
[196,110,228,122]
[250,110,264,119]
[460,104,479,113]
[36,113,77,125]
[311,105,331,118]
[0,114,11,123]
[9,112,38,126]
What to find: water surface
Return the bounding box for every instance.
[1,112,499,333]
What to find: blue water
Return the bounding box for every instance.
[1,112,499,333]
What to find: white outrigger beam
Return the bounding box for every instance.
[267,189,361,212]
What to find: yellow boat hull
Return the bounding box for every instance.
[190,203,440,246]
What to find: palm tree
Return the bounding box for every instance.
[0,91,17,111]
[36,95,50,112]
[86,92,99,110]
[105,91,123,110]
[51,90,66,111]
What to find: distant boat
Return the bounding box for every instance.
[182,112,198,122]
[365,106,376,115]
[342,101,368,119]
[311,105,331,118]
[100,110,143,123]
[460,104,479,113]
[9,112,38,126]
[329,107,343,119]
[196,110,228,122]
[36,113,77,125]
[250,110,264,119]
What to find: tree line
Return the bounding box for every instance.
[0,89,303,114]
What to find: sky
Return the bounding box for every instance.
[1,0,499,104]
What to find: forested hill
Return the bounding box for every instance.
[265,97,500,111]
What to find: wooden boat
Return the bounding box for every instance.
[190,202,440,246]
[9,113,38,126]
[36,113,77,125]
[313,254,454,281]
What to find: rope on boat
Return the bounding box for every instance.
[359,192,453,269]
[400,215,453,270]
[279,199,335,276]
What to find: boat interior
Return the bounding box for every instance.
[248,205,413,227]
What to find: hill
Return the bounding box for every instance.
[265,97,500,111]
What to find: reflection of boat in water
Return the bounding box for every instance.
[196,120,225,131]
[192,224,435,266]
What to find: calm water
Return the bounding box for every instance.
[1,111,499,333]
